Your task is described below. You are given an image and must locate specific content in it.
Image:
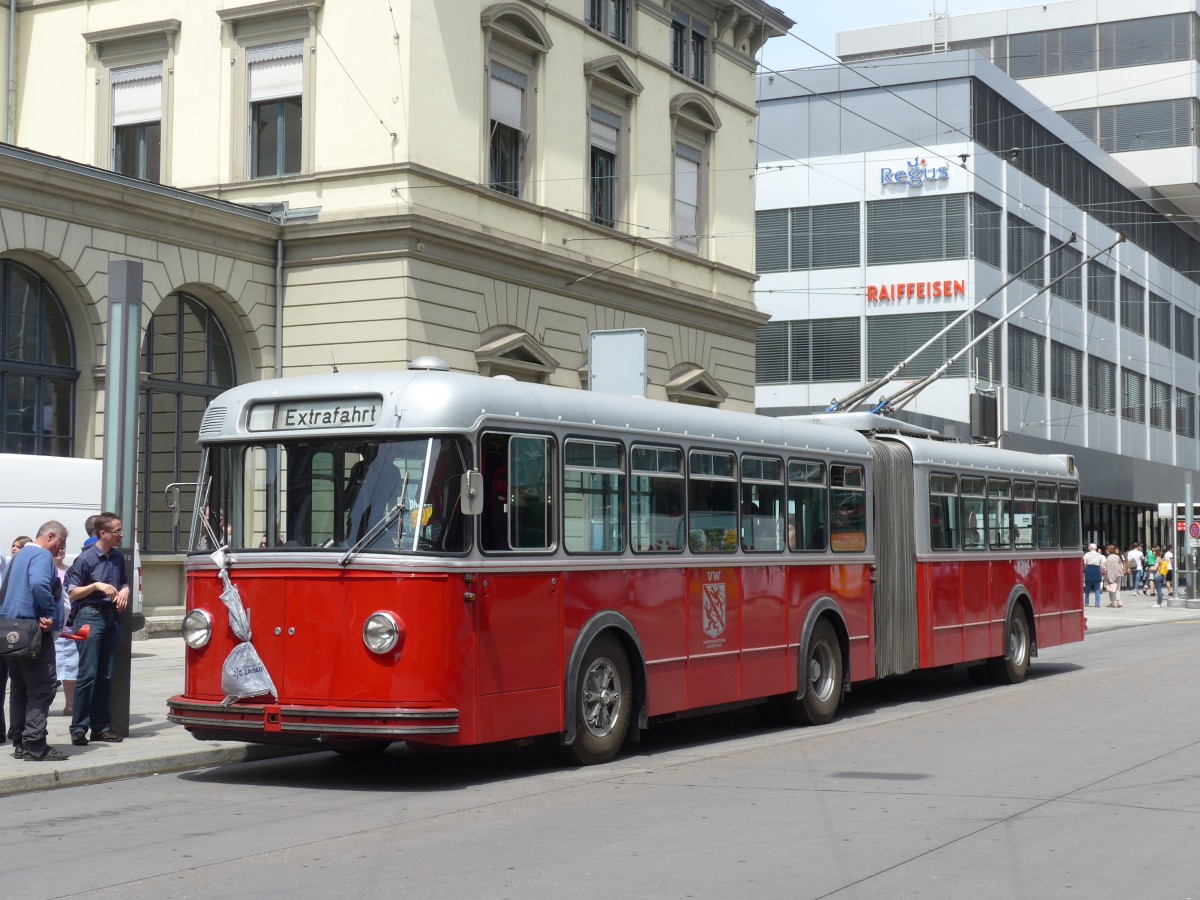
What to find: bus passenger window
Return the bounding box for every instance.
[1036,483,1059,549]
[563,439,625,554]
[631,445,684,553]
[960,476,985,550]
[830,463,866,553]
[740,456,784,552]
[988,479,1012,550]
[928,473,958,550]
[509,435,553,550]
[1013,481,1035,550]
[688,450,737,553]
[1059,484,1081,549]
[787,460,827,551]
[481,434,510,551]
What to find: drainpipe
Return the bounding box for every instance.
[7,0,15,143]
[274,201,288,378]
[274,233,283,378]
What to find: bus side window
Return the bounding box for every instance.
[480,433,509,551]
[1059,484,1081,549]
[1037,483,1059,549]
[787,460,826,551]
[740,456,784,552]
[960,476,985,549]
[830,463,866,553]
[928,473,957,550]
[688,449,737,553]
[1013,481,1035,549]
[509,435,553,550]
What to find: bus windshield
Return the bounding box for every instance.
[192,436,471,554]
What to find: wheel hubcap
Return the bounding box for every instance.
[1009,618,1028,664]
[809,642,836,702]
[582,657,622,738]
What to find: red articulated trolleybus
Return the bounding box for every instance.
[167,360,1085,764]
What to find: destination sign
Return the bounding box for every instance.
[248,396,382,431]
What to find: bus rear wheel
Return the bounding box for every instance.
[989,604,1031,684]
[780,619,843,726]
[564,635,632,766]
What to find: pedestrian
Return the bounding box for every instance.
[64,511,130,745]
[1144,545,1158,596]
[1104,544,1124,607]
[1164,545,1175,598]
[1154,547,1169,606]
[1083,543,1104,608]
[51,544,79,716]
[0,520,69,761]
[0,534,33,747]
[80,515,99,553]
[1126,543,1144,595]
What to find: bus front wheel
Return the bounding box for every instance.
[564,635,632,766]
[989,604,1031,684]
[781,619,843,726]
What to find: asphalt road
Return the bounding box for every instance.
[8,621,1200,899]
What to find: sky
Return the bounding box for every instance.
[759,0,1075,71]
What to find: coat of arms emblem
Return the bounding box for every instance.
[702,582,727,639]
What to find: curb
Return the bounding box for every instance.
[0,744,311,798]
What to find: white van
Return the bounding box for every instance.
[0,453,141,623]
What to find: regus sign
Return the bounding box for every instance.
[881,157,949,188]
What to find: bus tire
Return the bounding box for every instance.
[989,604,1031,685]
[564,634,632,766]
[781,619,843,726]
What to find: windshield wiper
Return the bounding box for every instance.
[339,471,410,567]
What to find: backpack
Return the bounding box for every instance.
[1160,557,1170,576]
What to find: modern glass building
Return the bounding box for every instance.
[754,49,1200,551]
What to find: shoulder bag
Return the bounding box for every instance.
[0,569,43,661]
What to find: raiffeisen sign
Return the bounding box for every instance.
[881,157,949,188]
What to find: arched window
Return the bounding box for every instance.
[0,260,76,456]
[140,292,235,552]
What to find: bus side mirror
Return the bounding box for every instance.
[461,471,484,516]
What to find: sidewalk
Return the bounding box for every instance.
[3,596,1199,797]
[1083,590,1200,633]
[0,638,303,798]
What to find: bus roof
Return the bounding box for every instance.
[878,434,1078,481]
[199,369,874,458]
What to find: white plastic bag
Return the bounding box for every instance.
[221,640,278,706]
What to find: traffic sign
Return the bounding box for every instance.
[1190,522,1200,540]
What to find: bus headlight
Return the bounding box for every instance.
[182,609,213,649]
[363,611,405,655]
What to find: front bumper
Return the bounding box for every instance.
[167,696,459,742]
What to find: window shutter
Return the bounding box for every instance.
[1051,341,1082,405]
[789,321,812,382]
[489,62,526,130]
[789,208,811,270]
[972,195,1002,268]
[810,203,859,268]
[1176,388,1197,437]
[755,210,788,273]
[755,322,788,384]
[589,106,621,153]
[1120,368,1145,422]
[112,62,163,126]
[1175,307,1195,358]
[1150,378,1172,430]
[1088,355,1116,414]
[249,40,303,102]
[1120,278,1145,334]
[811,317,861,382]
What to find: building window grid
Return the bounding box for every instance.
[1120,278,1146,335]
[1007,214,1045,287]
[756,204,860,272]
[0,260,77,456]
[670,9,708,85]
[755,318,861,385]
[1088,261,1116,321]
[972,313,1000,384]
[1121,367,1146,423]
[1176,307,1196,359]
[1050,340,1082,406]
[868,313,967,380]
[585,0,630,44]
[1088,354,1117,415]
[971,80,1200,288]
[972,194,1002,268]
[1150,378,1172,430]
[867,194,967,265]
[1050,243,1083,305]
[1149,292,1172,347]
[1007,324,1045,395]
[1177,388,1197,438]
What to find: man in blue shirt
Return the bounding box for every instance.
[65,511,130,746]
[0,520,69,761]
